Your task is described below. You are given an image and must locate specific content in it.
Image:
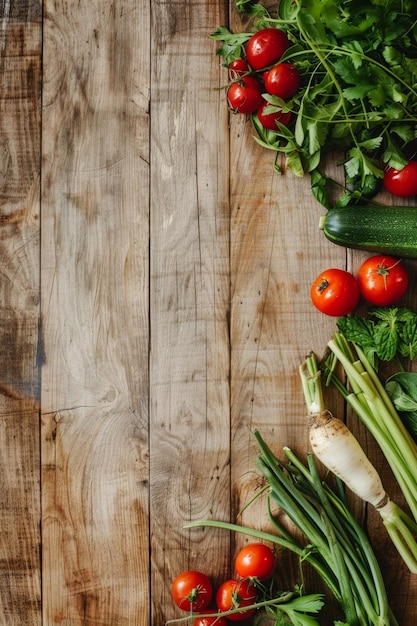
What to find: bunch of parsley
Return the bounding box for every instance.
[212,0,417,207]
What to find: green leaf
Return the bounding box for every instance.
[286,151,305,177]
[342,84,373,101]
[294,107,306,147]
[373,322,398,361]
[234,0,269,17]
[310,170,332,209]
[210,27,252,64]
[386,373,417,440]
[399,317,417,359]
[337,316,375,346]
[358,136,383,151]
[307,120,328,154]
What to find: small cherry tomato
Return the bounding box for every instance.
[194,609,228,626]
[245,28,290,70]
[216,579,257,622]
[227,76,264,114]
[311,268,360,317]
[234,543,275,581]
[256,101,291,130]
[263,63,300,99]
[357,255,409,306]
[171,570,212,612]
[228,58,250,78]
[383,160,417,197]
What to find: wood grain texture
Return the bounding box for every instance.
[41,1,150,624]
[0,0,417,624]
[149,1,231,623]
[0,2,42,624]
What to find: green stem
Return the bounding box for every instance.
[285,447,391,625]
[328,334,417,522]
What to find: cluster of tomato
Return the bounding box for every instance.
[171,543,276,625]
[226,28,300,131]
[310,255,409,317]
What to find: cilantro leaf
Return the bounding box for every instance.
[210,27,252,64]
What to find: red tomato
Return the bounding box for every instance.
[245,28,290,70]
[171,570,212,612]
[194,609,228,626]
[228,58,250,78]
[216,579,257,622]
[234,543,275,581]
[256,101,291,130]
[227,76,264,114]
[383,160,417,197]
[357,255,409,306]
[263,63,300,99]
[311,268,360,317]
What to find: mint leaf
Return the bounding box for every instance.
[337,316,375,346]
[338,306,417,366]
[373,322,398,361]
[399,317,417,360]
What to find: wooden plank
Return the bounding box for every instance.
[0,2,42,623]
[149,0,231,622]
[40,1,150,623]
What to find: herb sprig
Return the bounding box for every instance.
[336,306,417,366]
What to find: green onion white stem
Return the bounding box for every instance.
[300,353,388,509]
[312,338,417,573]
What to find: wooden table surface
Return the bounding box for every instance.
[1,1,417,624]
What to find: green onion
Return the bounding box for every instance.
[186,432,397,625]
[322,333,417,572]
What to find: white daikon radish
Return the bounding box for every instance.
[308,409,388,509]
[300,352,417,573]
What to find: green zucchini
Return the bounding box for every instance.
[319,205,417,259]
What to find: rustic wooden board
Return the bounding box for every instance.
[0,0,417,624]
[0,2,42,624]
[40,1,150,624]
[149,1,232,622]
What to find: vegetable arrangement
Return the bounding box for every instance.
[167,2,417,625]
[213,0,417,203]
[169,543,325,625]
[176,432,399,625]
[167,335,417,624]
[212,0,417,257]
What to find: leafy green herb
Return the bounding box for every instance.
[210,27,253,64]
[336,307,417,367]
[386,372,417,441]
[212,0,417,206]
